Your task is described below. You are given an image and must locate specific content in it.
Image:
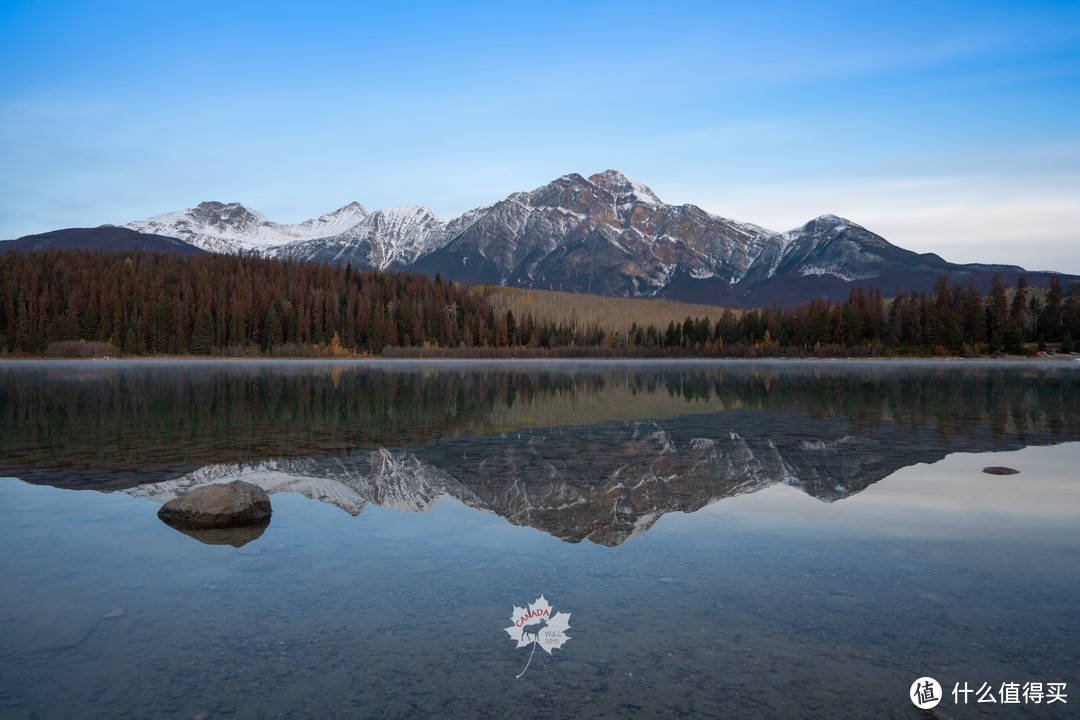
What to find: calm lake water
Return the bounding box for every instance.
[1,359,1078,719]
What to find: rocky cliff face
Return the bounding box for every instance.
[411,171,785,298]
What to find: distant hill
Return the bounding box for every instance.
[2,227,206,255]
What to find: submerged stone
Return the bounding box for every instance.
[157,480,272,529]
[982,466,1020,475]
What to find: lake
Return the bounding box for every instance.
[1,359,1077,719]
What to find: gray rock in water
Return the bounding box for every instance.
[157,480,272,529]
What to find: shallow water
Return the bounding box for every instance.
[1,360,1077,719]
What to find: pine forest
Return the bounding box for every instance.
[2,249,1079,358]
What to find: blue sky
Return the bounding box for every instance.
[2,0,1078,273]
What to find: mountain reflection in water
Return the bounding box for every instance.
[2,359,1076,546]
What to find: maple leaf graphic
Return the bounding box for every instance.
[505,595,572,677]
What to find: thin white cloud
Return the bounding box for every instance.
[684,170,1080,274]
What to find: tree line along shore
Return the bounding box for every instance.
[2,249,1079,359]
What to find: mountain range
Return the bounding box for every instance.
[7,170,1073,308]
[124,422,881,547]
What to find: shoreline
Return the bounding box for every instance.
[2,353,1078,363]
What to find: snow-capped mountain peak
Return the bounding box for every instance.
[783,214,853,238]
[370,204,443,224]
[292,202,370,237]
[588,169,662,205]
[126,200,369,253]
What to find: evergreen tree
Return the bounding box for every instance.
[1002,320,1024,354]
[190,309,215,355]
[506,309,518,346]
[261,305,283,350]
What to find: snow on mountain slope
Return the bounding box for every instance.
[442,170,793,293]
[777,214,903,282]
[127,201,369,253]
[267,204,449,270]
[357,205,449,268]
